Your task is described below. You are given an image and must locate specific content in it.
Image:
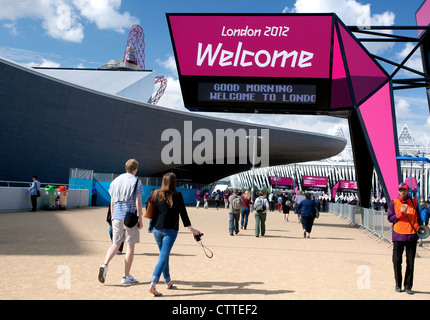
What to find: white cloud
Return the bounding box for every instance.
[0,46,62,65]
[156,55,178,76]
[395,98,411,116]
[3,22,18,36]
[25,58,61,68]
[0,0,139,42]
[72,0,139,33]
[284,0,396,54]
[42,4,85,42]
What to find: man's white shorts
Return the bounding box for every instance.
[112,219,140,244]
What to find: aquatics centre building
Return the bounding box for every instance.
[0,57,347,195]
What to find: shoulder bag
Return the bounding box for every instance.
[144,190,157,220]
[124,179,139,228]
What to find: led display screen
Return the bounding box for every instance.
[198,82,317,105]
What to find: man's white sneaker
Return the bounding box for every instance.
[122,275,138,284]
[98,264,108,283]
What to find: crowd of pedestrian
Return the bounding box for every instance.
[90,163,429,296]
[192,187,324,239]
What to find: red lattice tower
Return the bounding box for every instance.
[123,25,145,69]
[152,76,168,104]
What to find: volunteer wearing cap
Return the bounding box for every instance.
[387,183,423,295]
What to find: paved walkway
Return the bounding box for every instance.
[0,205,429,300]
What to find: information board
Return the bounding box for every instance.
[303,176,328,190]
[339,180,358,192]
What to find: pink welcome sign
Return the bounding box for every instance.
[168,15,332,78]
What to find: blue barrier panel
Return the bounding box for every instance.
[69,178,92,206]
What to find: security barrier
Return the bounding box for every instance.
[327,202,392,246]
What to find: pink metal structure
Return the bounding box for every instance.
[122,25,167,104]
[152,76,168,104]
[123,25,145,69]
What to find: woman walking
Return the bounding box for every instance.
[282,193,292,222]
[296,193,317,238]
[148,172,201,296]
[241,190,251,230]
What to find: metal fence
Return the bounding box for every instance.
[326,202,393,247]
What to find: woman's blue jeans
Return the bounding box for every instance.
[241,207,250,228]
[151,228,178,284]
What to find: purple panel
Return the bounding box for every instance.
[416,0,430,36]
[330,25,352,109]
[338,25,387,105]
[358,83,399,201]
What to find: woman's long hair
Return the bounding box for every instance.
[158,172,177,208]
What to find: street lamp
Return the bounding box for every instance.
[246,134,263,205]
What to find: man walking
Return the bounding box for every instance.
[228,188,243,236]
[98,159,144,284]
[254,191,270,237]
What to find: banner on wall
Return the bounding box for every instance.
[332,180,358,198]
[302,176,328,191]
[270,176,295,189]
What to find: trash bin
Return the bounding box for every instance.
[57,186,69,210]
[44,185,57,210]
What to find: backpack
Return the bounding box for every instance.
[231,195,242,211]
[254,196,266,213]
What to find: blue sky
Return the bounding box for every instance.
[1,0,429,147]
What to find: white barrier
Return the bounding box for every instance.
[327,202,392,246]
[0,187,89,212]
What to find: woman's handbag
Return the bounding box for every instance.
[144,191,157,219]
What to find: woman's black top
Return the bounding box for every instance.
[151,192,191,230]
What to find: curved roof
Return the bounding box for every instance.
[0,57,346,184]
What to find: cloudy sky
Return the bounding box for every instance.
[0,0,429,146]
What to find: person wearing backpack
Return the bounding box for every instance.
[254,191,270,237]
[228,188,244,236]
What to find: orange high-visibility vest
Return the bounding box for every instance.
[393,198,419,235]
